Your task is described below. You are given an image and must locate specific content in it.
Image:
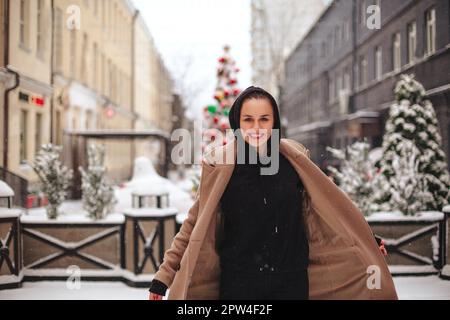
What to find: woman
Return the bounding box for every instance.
[149,86,396,300]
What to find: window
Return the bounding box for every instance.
[425,8,436,55]
[81,33,88,84]
[329,74,334,103]
[70,30,77,78]
[344,67,350,91]
[392,33,401,71]
[360,0,367,26]
[53,8,63,72]
[375,46,383,80]
[20,110,28,163]
[19,0,30,47]
[359,56,368,86]
[93,43,98,90]
[35,113,42,155]
[36,0,45,57]
[407,22,417,63]
[55,110,62,145]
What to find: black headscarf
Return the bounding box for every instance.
[228,86,281,162]
[228,86,281,143]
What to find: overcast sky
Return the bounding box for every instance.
[132,0,252,120]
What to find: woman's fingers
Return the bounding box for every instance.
[379,240,388,256]
[149,292,163,300]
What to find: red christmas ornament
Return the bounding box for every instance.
[224,89,230,97]
[233,88,241,96]
[213,116,219,124]
[229,78,237,85]
[218,57,226,63]
[220,100,228,108]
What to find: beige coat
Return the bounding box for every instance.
[154,138,398,300]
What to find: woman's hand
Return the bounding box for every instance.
[379,239,388,256]
[149,292,163,300]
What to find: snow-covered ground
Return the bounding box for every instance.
[0,276,448,300]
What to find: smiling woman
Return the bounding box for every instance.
[149,86,397,300]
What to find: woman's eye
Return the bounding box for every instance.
[244,118,252,122]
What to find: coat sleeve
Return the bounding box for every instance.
[152,183,201,288]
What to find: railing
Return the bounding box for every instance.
[0,167,28,208]
[367,211,447,275]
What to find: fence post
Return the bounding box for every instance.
[440,205,450,280]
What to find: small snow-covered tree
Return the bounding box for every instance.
[377,74,450,212]
[79,144,116,220]
[33,144,73,219]
[386,140,434,215]
[327,140,385,216]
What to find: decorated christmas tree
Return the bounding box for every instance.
[202,45,241,156]
[33,144,73,219]
[79,144,117,220]
[376,74,450,212]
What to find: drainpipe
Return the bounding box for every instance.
[50,0,55,143]
[3,0,20,172]
[130,10,139,177]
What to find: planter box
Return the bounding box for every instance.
[367,211,445,276]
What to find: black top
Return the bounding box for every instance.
[149,138,310,296]
[217,139,309,273]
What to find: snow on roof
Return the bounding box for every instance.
[0,180,14,197]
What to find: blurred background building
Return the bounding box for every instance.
[251,0,326,104]
[281,0,450,170]
[0,0,192,204]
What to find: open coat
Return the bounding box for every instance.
[153,138,398,300]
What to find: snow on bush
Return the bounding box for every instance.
[327,140,386,216]
[32,144,73,219]
[79,144,117,220]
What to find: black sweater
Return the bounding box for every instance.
[217,140,309,273]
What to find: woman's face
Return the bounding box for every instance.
[239,98,274,148]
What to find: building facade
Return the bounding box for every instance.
[1,0,178,202]
[281,0,450,171]
[251,0,325,101]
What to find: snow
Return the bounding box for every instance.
[176,213,187,225]
[115,157,193,217]
[0,276,448,300]
[123,207,178,218]
[367,211,444,222]
[443,205,450,213]
[21,201,124,224]
[0,180,14,197]
[393,276,450,300]
[0,208,23,218]
[0,281,146,300]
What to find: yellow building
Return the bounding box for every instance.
[52,0,136,183]
[2,0,177,204]
[3,0,53,185]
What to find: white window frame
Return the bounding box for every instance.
[375,46,383,80]
[426,8,436,55]
[392,33,401,71]
[407,22,417,63]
